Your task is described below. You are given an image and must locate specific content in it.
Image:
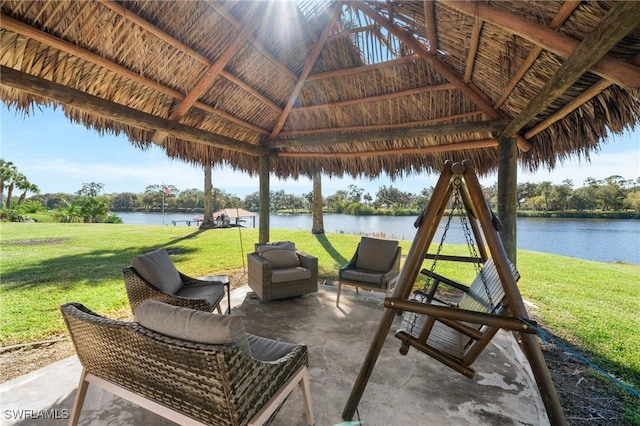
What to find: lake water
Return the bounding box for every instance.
[116,211,640,264]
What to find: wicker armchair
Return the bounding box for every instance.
[337,236,401,307]
[247,241,318,301]
[123,248,227,314]
[61,302,314,426]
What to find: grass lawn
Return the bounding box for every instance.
[1,222,639,414]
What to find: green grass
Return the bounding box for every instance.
[1,223,639,402]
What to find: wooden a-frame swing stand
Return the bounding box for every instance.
[342,160,567,426]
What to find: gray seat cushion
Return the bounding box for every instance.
[256,241,296,254]
[131,249,183,295]
[271,267,311,284]
[261,249,300,269]
[247,334,297,362]
[341,268,386,286]
[176,284,225,308]
[134,300,251,355]
[355,237,398,273]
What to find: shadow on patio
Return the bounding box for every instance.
[0,284,549,425]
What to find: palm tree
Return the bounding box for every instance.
[0,159,18,209]
[200,163,215,229]
[311,172,324,234]
[15,175,40,206]
[79,197,109,223]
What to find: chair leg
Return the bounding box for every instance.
[69,368,89,426]
[248,366,313,426]
[215,304,222,314]
[336,282,342,307]
[299,367,314,425]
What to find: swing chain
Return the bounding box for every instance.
[457,183,497,312]
[407,178,457,336]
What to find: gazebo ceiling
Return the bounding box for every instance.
[1,0,639,179]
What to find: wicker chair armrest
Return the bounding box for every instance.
[179,272,226,288]
[296,250,318,271]
[248,252,271,271]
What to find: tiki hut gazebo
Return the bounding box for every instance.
[1,1,639,424]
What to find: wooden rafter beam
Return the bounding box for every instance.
[306,55,421,81]
[525,52,640,138]
[0,14,269,138]
[272,120,508,149]
[293,83,456,113]
[464,16,483,83]
[278,111,483,138]
[277,139,499,158]
[494,0,580,108]
[268,3,343,140]
[152,3,262,144]
[97,0,210,65]
[0,66,267,156]
[423,0,437,53]
[205,0,298,82]
[99,0,278,131]
[355,3,533,152]
[502,1,640,137]
[441,0,640,90]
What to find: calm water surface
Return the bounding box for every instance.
[117,212,640,264]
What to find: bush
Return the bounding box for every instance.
[105,213,124,224]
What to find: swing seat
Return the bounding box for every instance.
[394,258,520,378]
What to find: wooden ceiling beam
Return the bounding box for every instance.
[206,0,299,82]
[0,66,267,156]
[278,139,499,158]
[152,3,263,144]
[293,83,456,112]
[502,1,640,137]
[494,1,580,108]
[306,55,421,81]
[273,118,502,148]
[463,17,483,83]
[0,15,182,100]
[98,0,211,65]
[441,0,640,90]
[278,111,484,138]
[423,0,438,53]
[525,52,640,139]
[0,14,269,138]
[101,0,281,118]
[356,3,532,152]
[268,3,343,139]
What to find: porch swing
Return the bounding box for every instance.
[343,160,566,425]
[392,174,526,378]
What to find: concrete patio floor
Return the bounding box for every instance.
[1,284,550,426]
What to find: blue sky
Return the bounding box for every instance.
[1,105,639,198]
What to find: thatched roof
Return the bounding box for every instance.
[1,1,639,179]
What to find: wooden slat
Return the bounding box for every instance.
[273,120,507,148]
[277,139,498,158]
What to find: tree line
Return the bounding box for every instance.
[2,158,639,223]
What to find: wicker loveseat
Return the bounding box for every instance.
[61,301,314,426]
[247,241,318,301]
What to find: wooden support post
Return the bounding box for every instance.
[342,161,455,420]
[258,156,270,244]
[498,137,518,265]
[463,161,567,425]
